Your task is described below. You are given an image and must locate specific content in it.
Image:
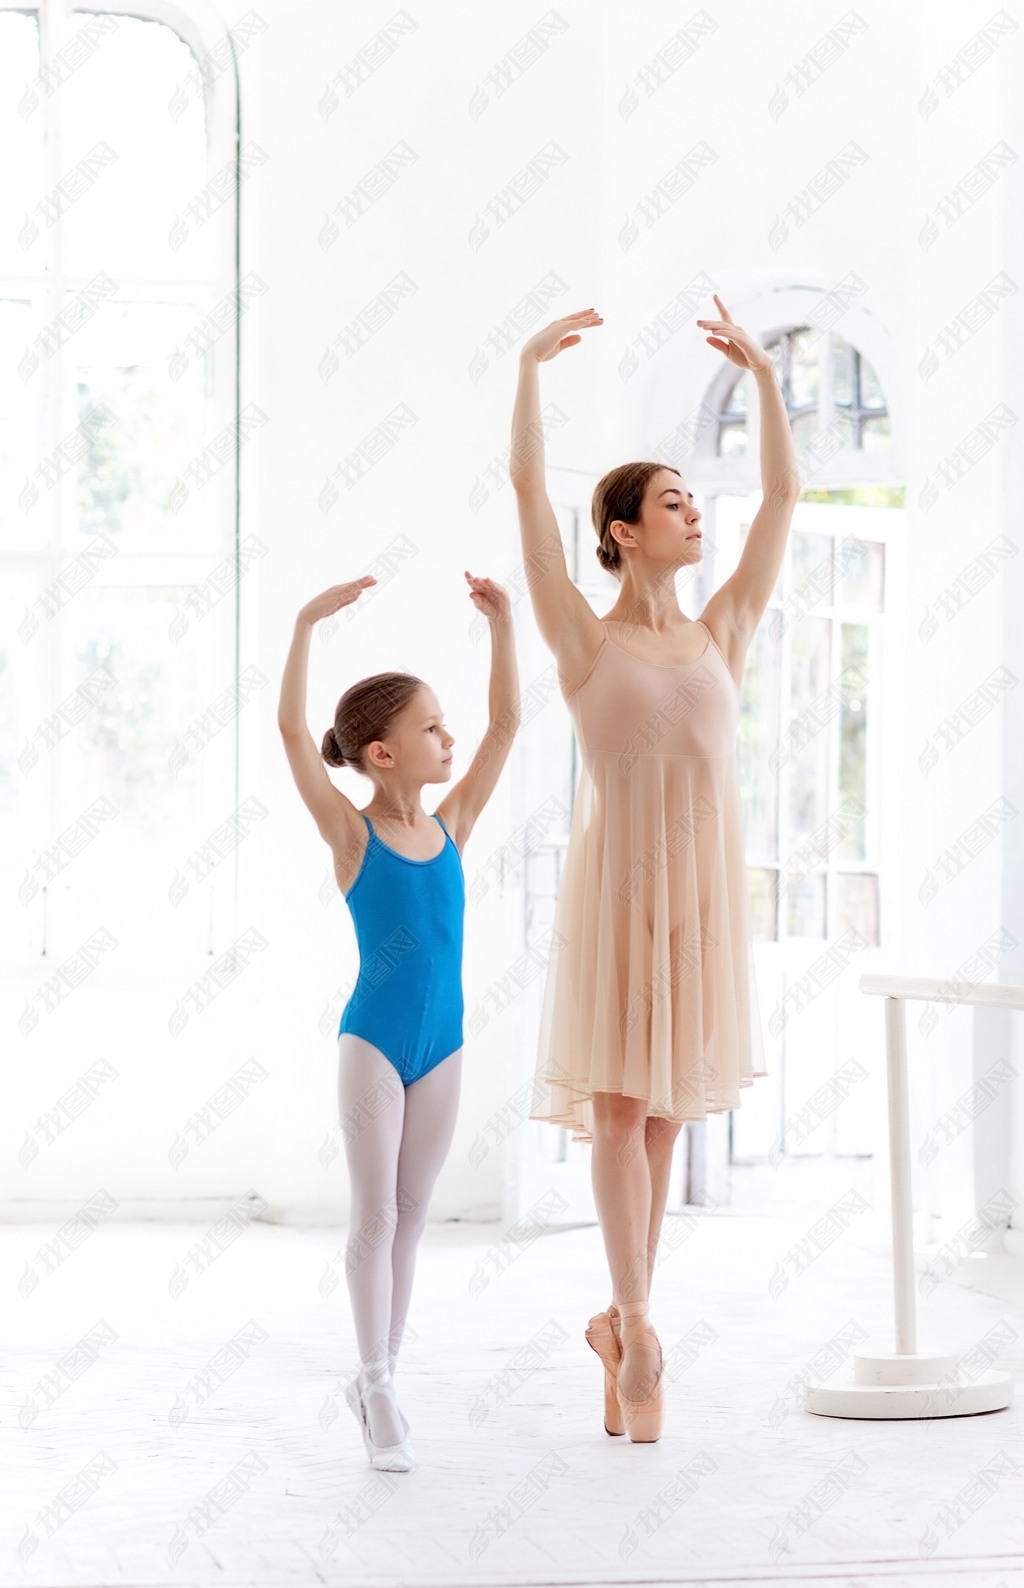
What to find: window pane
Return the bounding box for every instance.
[74,300,215,550]
[55,586,233,964]
[747,868,778,940]
[862,415,891,450]
[786,872,826,937]
[787,616,831,840]
[61,17,213,280]
[831,334,856,406]
[0,300,38,551]
[737,623,780,860]
[0,14,41,274]
[832,408,858,450]
[838,540,884,609]
[837,624,868,859]
[71,590,212,828]
[719,422,747,457]
[835,873,879,945]
[788,329,819,408]
[789,533,831,602]
[0,570,47,963]
[0,571,43,838]
[859,354,886,408]
[723,373,748,415]
[791,410,818,450]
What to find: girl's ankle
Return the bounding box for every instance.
[360,1360,393,1389]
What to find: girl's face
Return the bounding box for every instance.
[383,686,455,782]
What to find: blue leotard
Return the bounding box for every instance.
[338,812,465,1086]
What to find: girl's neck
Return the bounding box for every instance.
[367,795,428,828]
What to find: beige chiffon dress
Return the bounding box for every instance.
[530,617,767,1142]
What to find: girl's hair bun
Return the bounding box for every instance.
[321,726,347,767]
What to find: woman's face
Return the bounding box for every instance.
[639,469,703,563]
[611,469,703,570]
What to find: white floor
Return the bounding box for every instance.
[3,1170,1024,1588]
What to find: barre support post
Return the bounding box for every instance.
[886,995,916,1357]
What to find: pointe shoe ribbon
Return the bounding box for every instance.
[584,1306,625,1437]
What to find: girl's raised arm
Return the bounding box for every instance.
[511,311,605,682]
[436,573,521,851]
[277,579,375,850]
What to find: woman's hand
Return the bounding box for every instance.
[298,577,377,627]
[696,294,772,374]
[520,308,603,363]
[464,571,511,624]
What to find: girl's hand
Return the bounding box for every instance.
[521,308,603,363]
[464,571,511,623]
[298,577,377,626]
[696,294,772,374]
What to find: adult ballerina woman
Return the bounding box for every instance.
[511,294,800,1442]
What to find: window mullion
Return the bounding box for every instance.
[866,613,882,878]
[819,326,833,436]
[37,1,70,849]
[828,603,842,942]
[778,570,792,938]
[39,0,69,493]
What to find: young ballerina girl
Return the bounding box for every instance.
[277,569,519,1471]
[511,295,799,1443]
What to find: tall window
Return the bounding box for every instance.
[722,499,891,946]
[697,324,896,948]
[1,5,240,973]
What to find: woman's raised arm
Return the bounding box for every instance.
[511,311,605,672]
[698,296,801,663]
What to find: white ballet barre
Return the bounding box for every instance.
[805,973,1018,1420]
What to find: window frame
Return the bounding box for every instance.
[2,0,243,967]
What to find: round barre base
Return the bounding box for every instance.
[806,1365,1013,1420]
[854,1350,959,1385]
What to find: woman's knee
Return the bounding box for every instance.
[592,1091,648,1154]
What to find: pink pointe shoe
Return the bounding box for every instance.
[585,1304,625,1437]
[615,1301,664,1444]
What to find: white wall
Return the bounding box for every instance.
[6,0,1022,1235]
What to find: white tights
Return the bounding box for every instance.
[338,1033,462,1447]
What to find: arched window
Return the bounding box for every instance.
[2,3,244,977]
[712,327,891,459]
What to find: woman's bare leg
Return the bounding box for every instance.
[590,1092,662,1403]
[645,1116,683,1293]
[590,1092,651,1304]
